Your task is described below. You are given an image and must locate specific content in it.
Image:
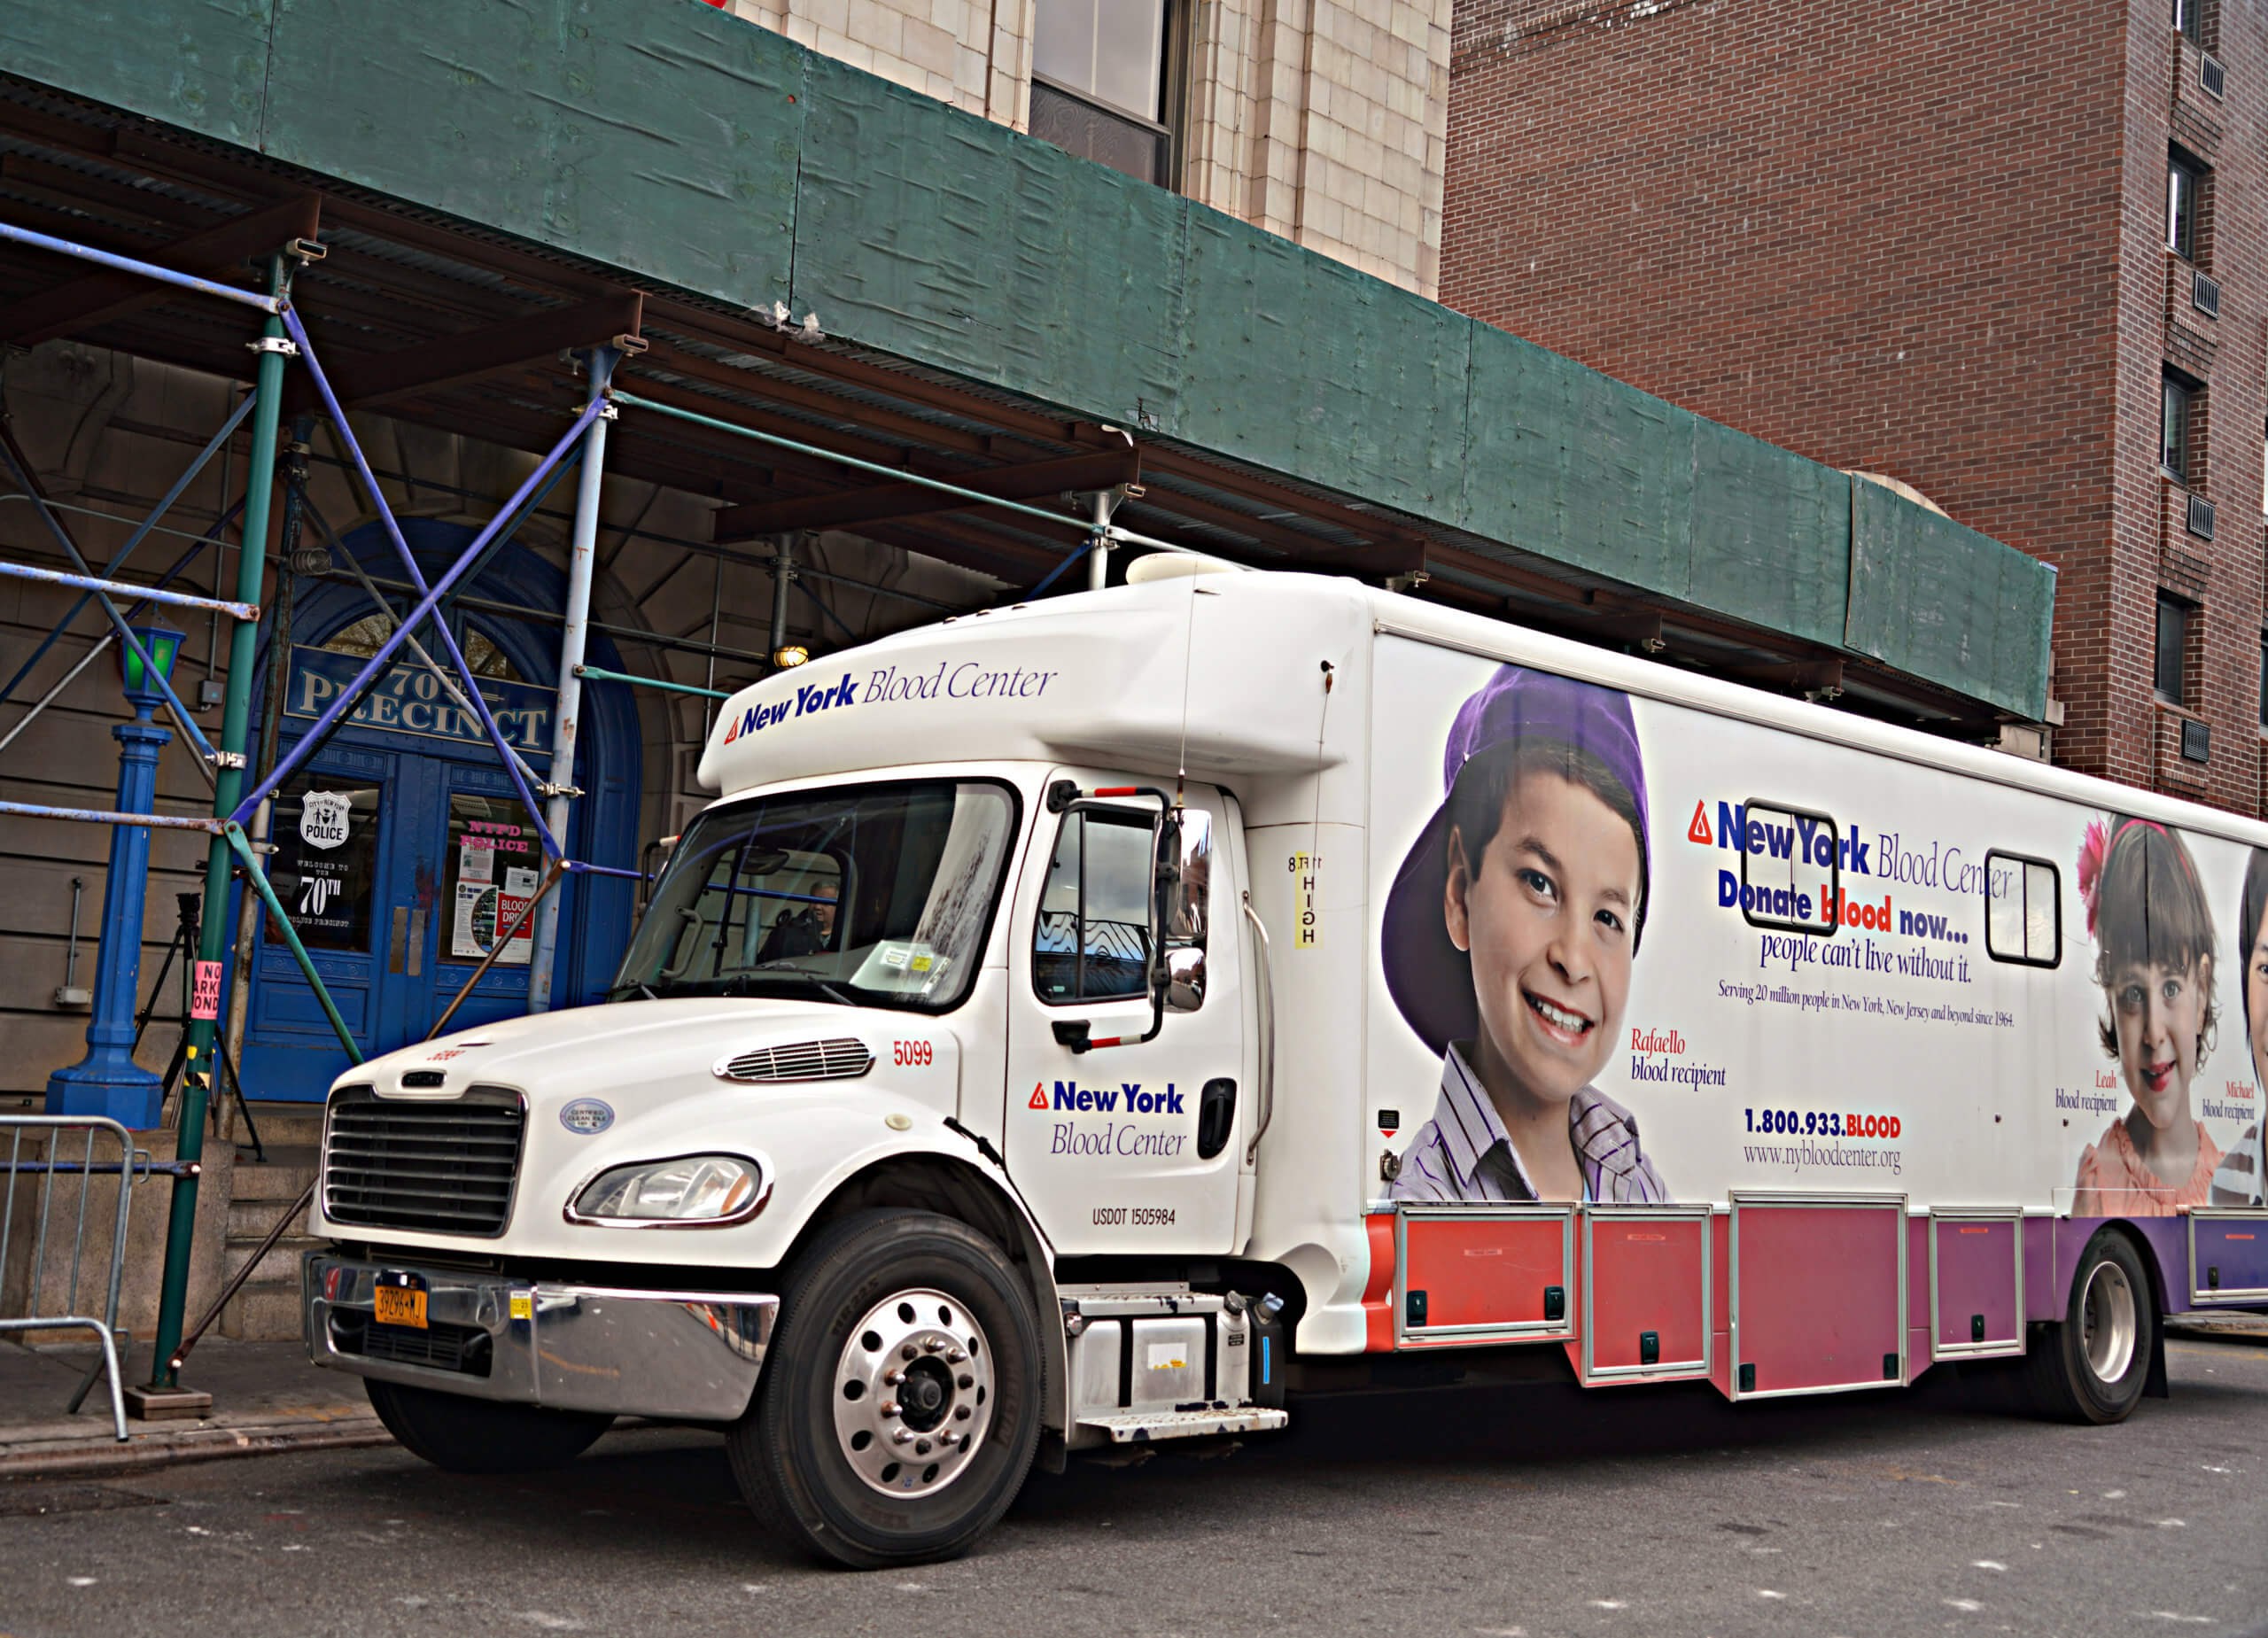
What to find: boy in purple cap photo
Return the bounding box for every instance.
[1382,664,1668,1204]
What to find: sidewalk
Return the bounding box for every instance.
[2165,1308,2268,1342]
[0,1336,388,1479]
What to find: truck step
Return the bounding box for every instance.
[1076,1407,1289,1444]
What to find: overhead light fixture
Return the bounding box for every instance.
[772,644,811,669]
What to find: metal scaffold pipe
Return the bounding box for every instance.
[769,535,795,659]
[149,258,295,1392]
[0,559,259,621]
[527,348,619,1015]
[0,220,287,314]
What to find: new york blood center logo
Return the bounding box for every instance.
[1686,797,1889,929]
[717,660,1063,747]
[1029,1080,1188,1158]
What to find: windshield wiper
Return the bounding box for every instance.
[722,966,856,1007]
[604,980,657,1001]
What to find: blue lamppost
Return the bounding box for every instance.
[48,624,183,1129]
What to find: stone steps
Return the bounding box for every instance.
[219,1107,324,1342]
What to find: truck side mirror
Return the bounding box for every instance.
[1164,947,1206,1011]
[1155,809,1211,1014]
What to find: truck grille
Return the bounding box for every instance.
[329,1310,493,1377]
[322,1085,524,1238]
[714,1037,874,1083]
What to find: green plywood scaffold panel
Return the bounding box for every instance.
[791,52,1187,431]
[1846,477,2055,720]
[262,0,803,314]
[0,0,273,150]
[1173,209,1471,521]
[0,0,2056,718]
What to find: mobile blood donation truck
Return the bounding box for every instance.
[303,567,2268,1566]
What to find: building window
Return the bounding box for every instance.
[2258,633,2267,728]
[2168,152,2203,259]
[2174,0,2204,44]
[1030,0,1177,188]
[2156,594,2192,704]
[2163,374,2193,478]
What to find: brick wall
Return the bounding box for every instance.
[1442,0,2268,815]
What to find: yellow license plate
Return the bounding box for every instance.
[374,1285,427,1329]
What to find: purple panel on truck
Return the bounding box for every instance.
[2190,1212,2268,1303]
[1933,1215,2020,1354]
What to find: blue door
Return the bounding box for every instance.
[237,521,641,1100]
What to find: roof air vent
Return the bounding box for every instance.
[714,1038,875,1083]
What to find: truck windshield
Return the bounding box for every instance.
[610,780,1019,1011]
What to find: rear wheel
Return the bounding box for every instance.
[2024,1229,2154,1425]
[366,1378,613,1473]
[729,1209,1042,1568]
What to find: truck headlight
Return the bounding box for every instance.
[567,1154,767,1226]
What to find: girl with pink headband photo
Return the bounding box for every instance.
[2072,815,2224,1215]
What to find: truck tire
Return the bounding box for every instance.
[366,1378,613,1474]
[2023,1229,2155,1425]
[729,1208,1043,1569]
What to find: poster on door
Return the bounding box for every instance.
[443,794,540,966]
[267,777,380,951]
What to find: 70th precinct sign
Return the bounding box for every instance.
[284,645,555,757]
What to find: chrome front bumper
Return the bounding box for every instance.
[303,1252,777,1422]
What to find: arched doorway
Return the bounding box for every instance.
[236,518,642,1100]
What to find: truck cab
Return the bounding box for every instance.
[305,568,1365,1567]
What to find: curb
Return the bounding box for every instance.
[0,1417,392,1480]
[2165,1317,2268,1344]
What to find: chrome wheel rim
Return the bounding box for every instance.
[2079,1259,2136,1384]
[831,1287,995,1496]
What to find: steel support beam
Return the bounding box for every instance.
[0,196,319,344]
[528,349,618,1015]
[712,447,1141,540]
[290,292,643,411]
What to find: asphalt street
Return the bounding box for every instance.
[2,1333,2263,1638]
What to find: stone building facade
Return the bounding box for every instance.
[1441,0,2264,813]
[723,0,1454,297]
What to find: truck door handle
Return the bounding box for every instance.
[1196,1077,1236,1160]
[389,906,408,973]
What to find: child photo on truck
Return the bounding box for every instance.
[2073,815,2224,1215]
[1381,665,1668,1205]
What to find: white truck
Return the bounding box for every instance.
[305,568,2268,1566]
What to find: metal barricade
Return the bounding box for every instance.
[0,1114,149,1441]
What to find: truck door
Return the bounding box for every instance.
[1004,772,1246,1254]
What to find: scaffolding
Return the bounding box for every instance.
[0,209,1239,1393]
[0,78,2026,1395]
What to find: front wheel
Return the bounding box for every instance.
[729,1209,1043,1569]
[365,1378,613,1472]
[2024,1229,2155,1425]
